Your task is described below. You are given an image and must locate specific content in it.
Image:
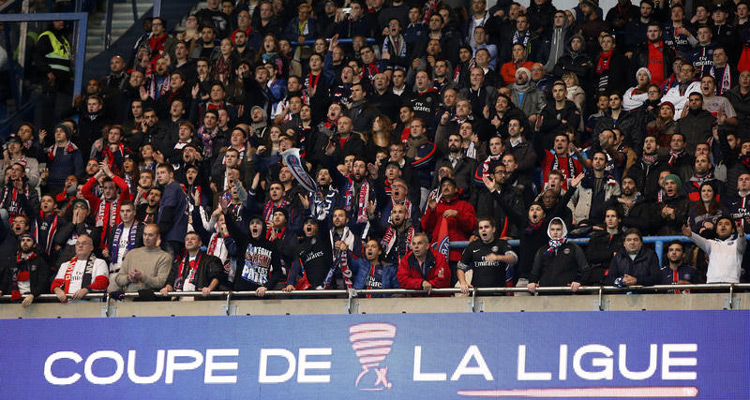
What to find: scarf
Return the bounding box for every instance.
[596,50,613,74]
[325,228,356,294]
[313,187,338,221]
[551,153,578,179]
[513,30,530,48]
[356,180,370,224]
[668,149,685,166]
[381,224,414,257]
[95,197,118,229]
[641,153,657,166]
[11,251,36,301]
[1,186,30,220]
[63,254,95,294]
[174,251,202,291]
[263,199,288,225]
[545,237,566,256]
[46,142,78,162]
[525,220,543,235]
[33,212,59,254]
[110,223,139,266]
[148,74,170,99]
[198,126,219,158]
[712,66,733,95]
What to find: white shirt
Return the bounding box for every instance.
[55,257,109,293]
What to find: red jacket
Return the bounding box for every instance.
[397,247,451,293]
[421,196,477,262]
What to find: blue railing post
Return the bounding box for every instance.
[131,0,138,22]
[152,0,161,18]
[104,0,113,49]
[654,240,665,267]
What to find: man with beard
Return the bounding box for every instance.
[675,92,716,152]
[683,217,746,284]
[422,177,477,283]
[223,214,282,296]
[136,187,162,223]
[352,239,400,296]
[329,158,376,239]
[606,175,653,234]
[478,162,523,239]
[568,151,621,227]
[457,218,517,294]
[509,67,545,122]
[372,203,415,267]
[432,133,478,199]
[627,135,667,200]
[0,233,49,307]
[653,174,689,235]
[660,241,698,286]
[633,22,675,87]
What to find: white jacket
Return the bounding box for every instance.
[689,233,746,283]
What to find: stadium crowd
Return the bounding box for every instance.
[3,0,750,305]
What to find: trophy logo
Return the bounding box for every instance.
[349,323,397,391]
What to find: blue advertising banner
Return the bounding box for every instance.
[0,310,747,399]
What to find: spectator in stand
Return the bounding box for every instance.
[605,228,661,288]
[113,224,172,293]
[45,124,83,193]
[352,239,400,295]
[683,217,746,284]
[422,177,477,283]
[0,233,50,307]
[51,234,109,302]
[457,217,517,294]
[396,232,451,295]
[660,241,698,285]
[528,217,585,294]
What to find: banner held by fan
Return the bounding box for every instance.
[281,148,317,194]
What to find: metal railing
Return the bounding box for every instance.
[5,283,749,302]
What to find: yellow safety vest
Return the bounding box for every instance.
[37,30,71,72]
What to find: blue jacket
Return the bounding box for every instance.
[352,258,399,296]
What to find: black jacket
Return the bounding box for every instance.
[0,253,50,297]
[166,251,224,291]
[530,242,587,287]
[604,246,662,286]
[583,229,624,284]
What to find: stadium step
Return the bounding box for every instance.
[85,0,154,61]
